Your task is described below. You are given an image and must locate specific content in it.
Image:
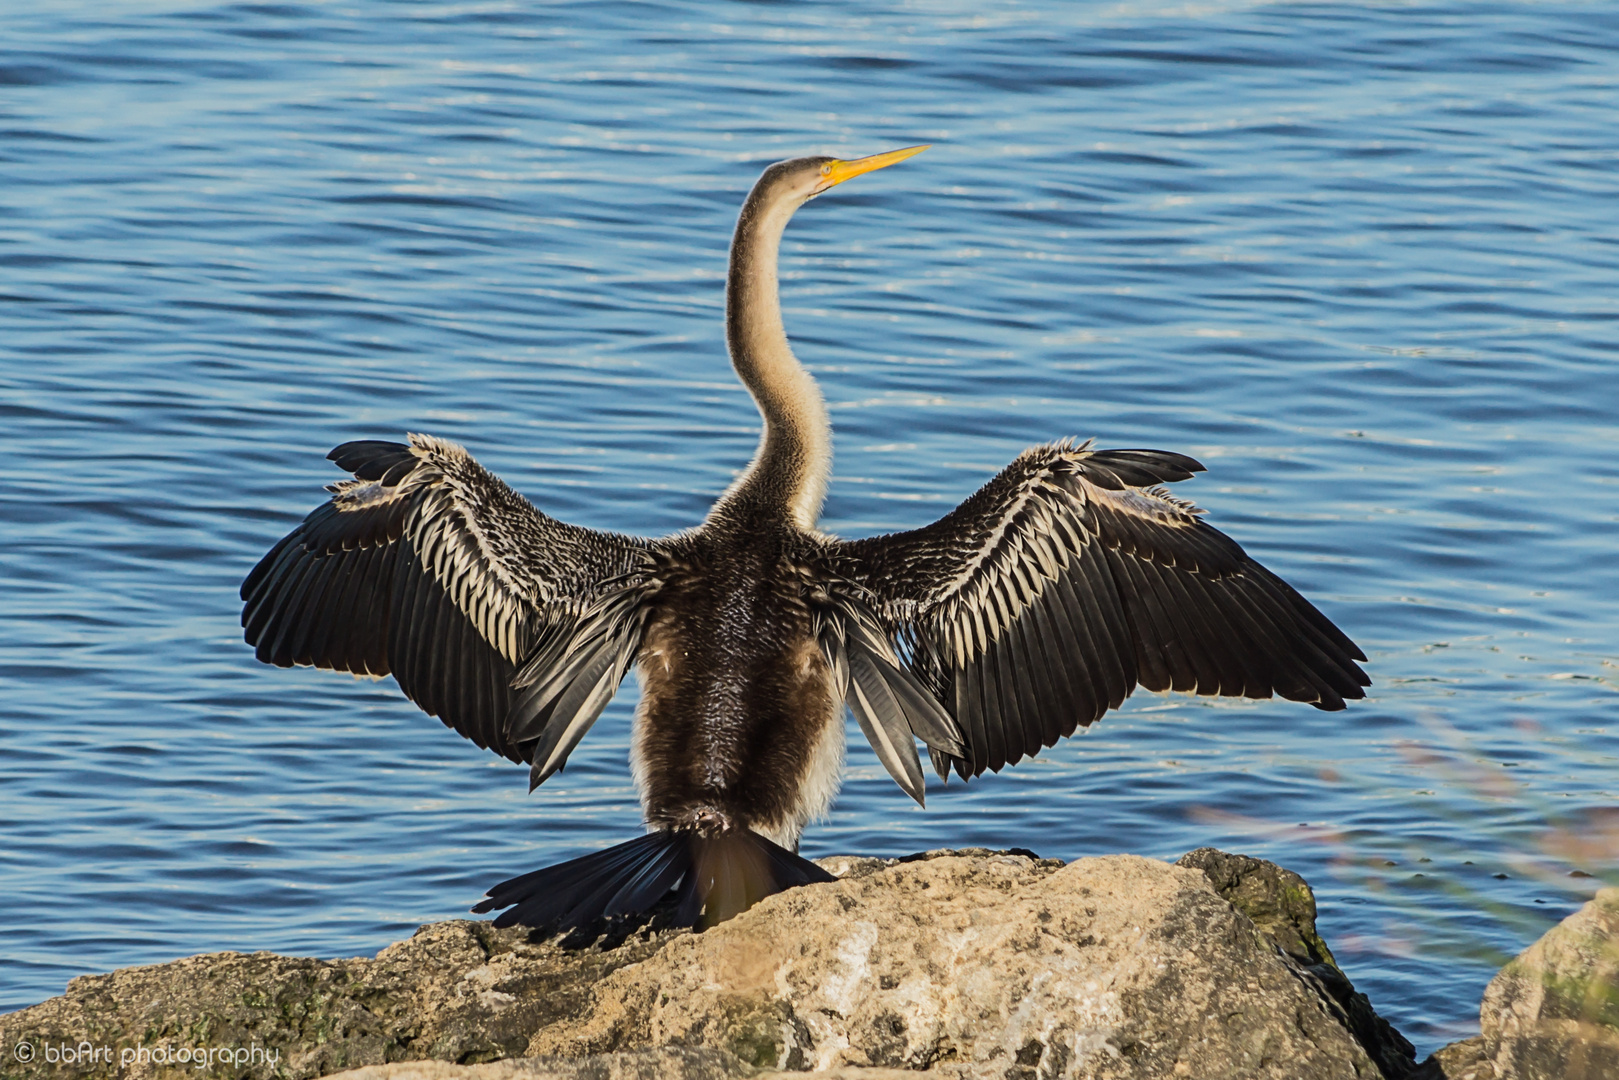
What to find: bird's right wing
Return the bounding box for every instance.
[241,434,656,780]
[824,441,1369,781]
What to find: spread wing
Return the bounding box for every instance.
[823,441,1370,781]
[241,434,654,777]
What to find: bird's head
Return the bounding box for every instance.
[751,145,930,211]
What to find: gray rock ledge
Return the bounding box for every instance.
[2,849,1418,1080]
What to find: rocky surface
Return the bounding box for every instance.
[323,1047,757,1080]
[519,851,1383,1078]
[1175,848,1417,1078]
[1173,847,1337,968]
[0,918,667,1080]
[1413,887,1619,1080]
[1,848,1416,1080]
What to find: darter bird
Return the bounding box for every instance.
[241,146,1368,932]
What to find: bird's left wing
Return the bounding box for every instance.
[822,441,1369,782]
[241,435,656,782]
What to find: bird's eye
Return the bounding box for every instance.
[821,163,832,175]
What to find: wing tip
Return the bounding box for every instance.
[1077,447,1207,488]
[327,439,417,482]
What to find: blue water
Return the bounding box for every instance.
[3,0,1617,1053]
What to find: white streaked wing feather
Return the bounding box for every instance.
[824,442,1369,778]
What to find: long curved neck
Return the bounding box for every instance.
[716,184,831,532]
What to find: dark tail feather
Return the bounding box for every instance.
[473,829,836,933]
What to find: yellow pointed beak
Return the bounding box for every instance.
[816,145,929,192]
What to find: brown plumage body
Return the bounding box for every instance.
[634,512,841,847]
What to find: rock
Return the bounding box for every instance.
[1418,887,1619,1080]
[323,1046,755,1080]
[1,850,1403,1080]
[523,851,1383,1078]
[1413,1037,1493,1080]
[0,919,676,1080]
[1177,848,1418,1079]
[1175,847,1336,967]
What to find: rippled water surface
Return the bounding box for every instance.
[4,0,1617,1050]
